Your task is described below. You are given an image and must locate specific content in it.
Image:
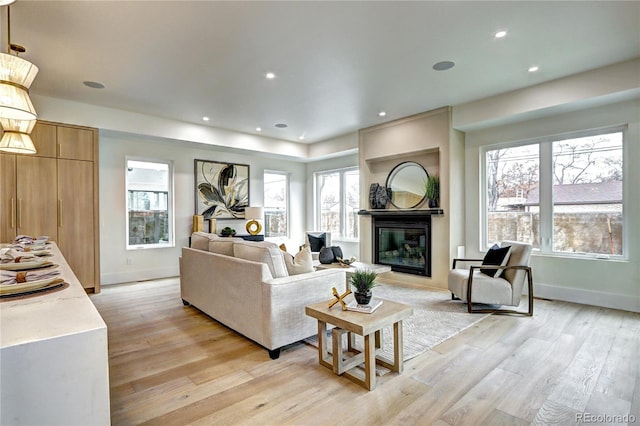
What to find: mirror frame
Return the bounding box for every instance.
[385,161,429,209]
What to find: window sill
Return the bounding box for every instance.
[531,251,628,263]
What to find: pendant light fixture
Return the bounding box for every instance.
[0,3,38,154]
[0,117,36,153]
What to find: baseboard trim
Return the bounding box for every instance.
[535,282,640,313]
[101,267,179,286]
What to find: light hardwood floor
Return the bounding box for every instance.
[90,277,639,426]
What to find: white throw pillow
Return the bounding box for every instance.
[283,246,314,275]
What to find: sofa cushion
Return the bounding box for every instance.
[233,241,289,278]
[209,237,241,256]
[283,246,314,275]
[191,232,217,251]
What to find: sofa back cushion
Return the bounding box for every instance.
[233,241,289,278]
[191,232,216,251]
[209,237,242,256]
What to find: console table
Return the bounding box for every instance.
[0,243,110,424]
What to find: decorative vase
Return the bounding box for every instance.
[369,183,390,209]
[354,291,372,305]
[428,198,439,208]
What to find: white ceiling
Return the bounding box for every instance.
[6,1,640,144]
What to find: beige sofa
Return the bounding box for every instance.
[180,232,347,359]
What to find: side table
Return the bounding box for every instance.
[305,297,412,390]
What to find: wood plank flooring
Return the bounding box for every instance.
[90,277,640,425]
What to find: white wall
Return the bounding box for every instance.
[463,99,640,312]
[99,132,306,285]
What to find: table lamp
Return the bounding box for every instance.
[244,207,264,235]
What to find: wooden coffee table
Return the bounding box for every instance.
[305,297,412,391]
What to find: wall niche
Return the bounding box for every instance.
[358,107,465,289]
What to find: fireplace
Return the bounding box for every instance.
[373,215,431,276]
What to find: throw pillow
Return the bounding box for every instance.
[308,233,326,252]
[279,243,287,252]
[480,244,512,278]
[318,246,335,264]
[283,246,314,275]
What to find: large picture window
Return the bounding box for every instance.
[484,128,624,257]
[126,159,173,249]
[264,171,289,238]
[315,167,359,240]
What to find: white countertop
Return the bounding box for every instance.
[1,242,107,349]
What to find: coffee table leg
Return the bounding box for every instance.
[364,333,376,390]
[317,320,331,369]
[392,320,404,373]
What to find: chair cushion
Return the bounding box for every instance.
[283,246,314,275]
[307,233,326,252]
[233,241,289,278]
[480,244,512,277]
[448,269,513,305]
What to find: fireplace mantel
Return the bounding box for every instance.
[357,209,444,217]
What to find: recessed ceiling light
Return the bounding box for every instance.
[202,116,210,121]
[494,30,507,39]
[265,72,276,80]
[83,81,105,89]
[433,61,455,71]
[256,127,262,132]
[528,66,540,73]
[298,135,305,140]
[275,123,287,128]
[378,111,387,117]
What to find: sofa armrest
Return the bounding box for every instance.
[260,268,347,348]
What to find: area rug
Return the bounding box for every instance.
[305,283,491,364]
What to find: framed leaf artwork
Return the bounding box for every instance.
[194,159,249,219]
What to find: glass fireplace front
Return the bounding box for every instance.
[374,217,431,276]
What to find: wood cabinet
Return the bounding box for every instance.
[0,121,100,292]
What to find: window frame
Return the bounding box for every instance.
[125,157,175,250]
[314,166,359,241]
[481,125,627,260]
[263,170,290,238]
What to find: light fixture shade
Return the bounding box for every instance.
[0,117,37,154]
[244,207,264,220]
[244,206,264,235]
[0,53,39,120]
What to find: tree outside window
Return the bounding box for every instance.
[485,129,624,256]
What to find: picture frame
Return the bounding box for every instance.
[194,159,250,219]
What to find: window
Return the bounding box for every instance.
[315,167,359,239]
[126,159,173,249]
[264,171,289,237]
[484,128,624,257]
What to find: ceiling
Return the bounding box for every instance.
[6,1,640,144]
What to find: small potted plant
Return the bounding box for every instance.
[220,226,236,237]
[425,174,440,208]
[350,269,378,305]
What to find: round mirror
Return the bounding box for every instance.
[385,161,429,209]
